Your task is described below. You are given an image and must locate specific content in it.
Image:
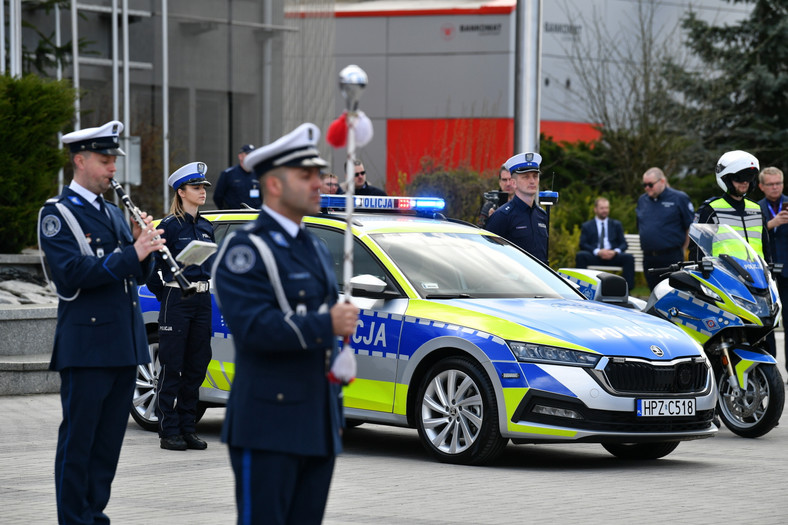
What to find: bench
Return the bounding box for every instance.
[587,233,644,274]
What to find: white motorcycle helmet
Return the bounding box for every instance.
[715,150,760,195]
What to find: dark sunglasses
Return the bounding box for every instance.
[643,181,658,188]
[731,173,755,183]
[355,171,366,177]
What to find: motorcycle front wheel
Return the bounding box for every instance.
[717,364,784,438]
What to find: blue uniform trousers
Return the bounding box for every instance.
[643,248,685,290]
[155,288,212,437]
[55,366,136,524]
[229,446,335,525]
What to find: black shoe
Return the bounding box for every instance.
[182,433,207,450]
[160,434,188,451]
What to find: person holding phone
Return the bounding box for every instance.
[151,162,216,451]
[758,166,788,365]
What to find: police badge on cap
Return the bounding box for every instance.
[61,120,126,156]
[168,161,212,191]
[505,152,542,174]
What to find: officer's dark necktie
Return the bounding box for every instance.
[97,196,108,218]
[599,221,605,249]
[296,228,315,257]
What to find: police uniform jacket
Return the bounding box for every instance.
[759,195,788,277]
[213,164,262,209]
[212,210,343,457]
[636,186,694,252]
[485,194,549,263]
[155,213,216,283]
[38,186,152,370]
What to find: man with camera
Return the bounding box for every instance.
[478,165,515,227]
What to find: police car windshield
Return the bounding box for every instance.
[372,232,576,299]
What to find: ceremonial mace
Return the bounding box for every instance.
[328,65,368,385]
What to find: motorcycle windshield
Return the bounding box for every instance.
[689,223,768,290]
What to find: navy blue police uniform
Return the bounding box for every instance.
[38,120,152,525]
[486,195,549,264]
[212,123,344,524]
[152,169,216,446]
[636,186,694,289]
[485,152,549,264]
[213,145,261,210]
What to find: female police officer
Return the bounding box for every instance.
[152,162,216,450]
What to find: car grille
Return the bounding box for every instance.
[603,360,708,394]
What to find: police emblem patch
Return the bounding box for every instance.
[269,231,290,248]
[42,215,61,237]
[226,245,255,274]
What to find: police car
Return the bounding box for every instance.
[133,195,717,465]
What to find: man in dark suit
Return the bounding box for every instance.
[213,123,359,524]
[575,197,635,290]
[38,120,162,524]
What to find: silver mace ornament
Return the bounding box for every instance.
[339,64,368,298]
[328,64,368,386]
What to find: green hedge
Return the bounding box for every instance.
[0,74,75,253]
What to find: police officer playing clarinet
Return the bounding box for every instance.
[149,162,216,451]
[213,123,359,524]
[38,120,163,524]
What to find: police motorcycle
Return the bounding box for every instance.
[638,223,784,438]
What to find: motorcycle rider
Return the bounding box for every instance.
[694,151,779,429]
[694,150,771,264]
[695,150,776,361]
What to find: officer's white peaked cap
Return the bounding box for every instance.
[505,152,542,174]
[243,123,328,177]
[169,162,211,191]
[62,120,126,156]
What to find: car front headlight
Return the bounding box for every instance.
[508,341,601,367]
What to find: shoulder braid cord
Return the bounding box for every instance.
[211,228,327,351]
[37,202,98,302]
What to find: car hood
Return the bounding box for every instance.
[421,298,702,360]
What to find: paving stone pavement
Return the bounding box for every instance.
[3,343,788,524]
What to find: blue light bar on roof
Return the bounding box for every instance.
[320,195,445,212]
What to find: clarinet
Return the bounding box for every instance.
[110,179,197,298]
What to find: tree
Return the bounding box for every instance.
[665,0,788,170]
[0,74,75,253]
[559,0,693,198]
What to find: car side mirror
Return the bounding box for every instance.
[349,274,397,299]
[596,273,630,305]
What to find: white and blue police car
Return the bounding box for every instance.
[133,195,717,465]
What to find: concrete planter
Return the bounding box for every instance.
[0,305,59,395]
